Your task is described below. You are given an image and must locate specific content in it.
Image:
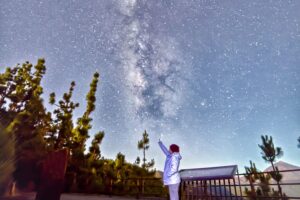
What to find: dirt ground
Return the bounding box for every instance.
[0,193,165,200]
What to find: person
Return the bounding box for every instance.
[158,139,182,200]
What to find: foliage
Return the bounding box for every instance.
[0,59,50,189]
[0,59,162,196]
[258,135,283,197]
[244,135,287,199]
[88,131,105,161]
[257,174,271,197]
[73,72,99,151]
[137,130,155,169]
[269,166,282,182]
[69,72,101,191]
[258,135,283,164]
[0,124,15,196]
[244,161,259,199]
[47,81,79,150]
[244,161,281,199]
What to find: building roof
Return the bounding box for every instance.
[179,165,238,181]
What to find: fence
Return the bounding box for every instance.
[63,168,300,199]
[180,168,300,200]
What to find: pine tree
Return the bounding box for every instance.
[47,81,79,150]
[244,160,284,198]
[257,173,271,197]
[73,72,99,154]
[0,59,51,188]
[68,72,100,191]
[83,132,105,191]
[258,135,283,197]
[244,161,259,199]
[115,152,126,182]
[88,131,105,161]
[137,130,154,169]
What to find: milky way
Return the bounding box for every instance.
[0,0,300,171]
[114,0,189,120]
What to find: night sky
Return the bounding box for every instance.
[1,0,300,172]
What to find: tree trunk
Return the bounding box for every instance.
[271,161,282,197]
[249,178,256,199]
[143,147,146,168]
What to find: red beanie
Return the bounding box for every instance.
[170,144,180,153]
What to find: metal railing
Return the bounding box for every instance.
[63,169,300,199]
[180,168,300,200]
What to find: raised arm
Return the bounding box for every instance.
[158,140,170,156]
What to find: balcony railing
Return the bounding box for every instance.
[105,169,300,199]
[62,168,299,199]
[180,168,300,200]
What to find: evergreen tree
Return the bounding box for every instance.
[67,72,100,191]
[1,59,163,195]
[73,72,99,152]
[137,130,154,169]
[0,59,51,188]
[244,160,285,198]
[115,152,126,181]
[244,161,259,199]
[47,81,79,150]
[297,136,300,148]
[81,132,105,192]
[102,159,116,181]
[258,135,283,197]
[256,173,271,197]
[88,131,105,161]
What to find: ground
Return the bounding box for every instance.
[0,193,165,200]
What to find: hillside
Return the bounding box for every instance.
[236,161,300,197]
[263,161,300,197]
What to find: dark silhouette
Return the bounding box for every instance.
[137,130,154,169]
[258,135,283,197]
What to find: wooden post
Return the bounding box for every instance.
[110,179,113,196]
[136,179,140,199]
[142,179,145,196]
[35,149,68,200]
[179,181,182,200]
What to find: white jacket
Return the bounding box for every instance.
[158,141,182,185]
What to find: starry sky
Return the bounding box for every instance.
[1,0,300,172]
